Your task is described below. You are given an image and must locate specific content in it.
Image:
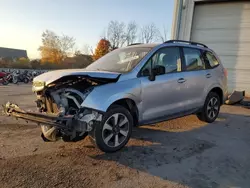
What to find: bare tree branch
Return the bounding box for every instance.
[89,46,94,55]
[107,21,126,49]
[82,44,93,55]
[140,23,159,43]
[125,21,138,45]
[158,25,169,42]
[59,35,75,57]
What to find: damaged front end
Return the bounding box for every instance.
[3,71,119,142]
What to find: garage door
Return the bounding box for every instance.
[191,2,250,94]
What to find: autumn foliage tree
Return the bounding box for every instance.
[93,39,111,60]
[38,30,75,64]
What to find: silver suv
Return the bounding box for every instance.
[4,40,228,153]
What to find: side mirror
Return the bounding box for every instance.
[153,65,165,76]
[149,73,155,81]
[141,65,165,81]
[141,68,150,77]
[141,68,155,81]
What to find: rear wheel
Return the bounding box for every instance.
[90,105,133,153]
[197,92,220,123]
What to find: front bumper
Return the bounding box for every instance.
[3,102,73,130]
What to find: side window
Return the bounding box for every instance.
[205,51,219,68]
[140,47,182,76]
[183,48,205,71]
[153,47,181,73]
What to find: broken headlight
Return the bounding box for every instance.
[32,81,45,92]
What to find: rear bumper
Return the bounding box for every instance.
[2,102,73,130]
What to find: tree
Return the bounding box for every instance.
[18,57,30,64]
[125,21,138,45]
[59,34,75,56]
[93,39,111,60]
[13,57,30,69]
[107,21,126,49]
[158,25,169,42]
[140,23,159,43]
[30,59,41,69]
[104,20,139,48]
[74,50,82,56]
[82,44,93,55]
[0,58,11,68]
[38,30,75,63]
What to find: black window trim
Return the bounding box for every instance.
[180,46,207,72]
[137,46,184,77]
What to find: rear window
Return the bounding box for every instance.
[205,51,219,68]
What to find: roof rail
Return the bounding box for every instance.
[164,40,208,48]
[128,43,143,46]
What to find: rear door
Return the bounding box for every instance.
[179,47,208,110]
[203,50,228,98]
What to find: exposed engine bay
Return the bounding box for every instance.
[3,74,118,142]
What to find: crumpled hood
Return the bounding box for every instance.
[33,69,121,85]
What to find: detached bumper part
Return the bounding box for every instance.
[3,102,102,142]
[3,102,74,141]
[3,102,73,129]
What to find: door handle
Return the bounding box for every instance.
[177,78,186,83]
[206,73,212,78]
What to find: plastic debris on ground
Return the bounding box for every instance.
[225,90,245,105]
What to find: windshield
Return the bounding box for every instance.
[86,47,152,73]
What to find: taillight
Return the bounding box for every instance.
[223,68,228,77]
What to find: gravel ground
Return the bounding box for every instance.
[0,84,250,188]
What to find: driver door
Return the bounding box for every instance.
[139,47,186,122]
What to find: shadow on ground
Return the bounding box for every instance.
[90,113,250,188]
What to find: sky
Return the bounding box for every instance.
[0,0,174,59]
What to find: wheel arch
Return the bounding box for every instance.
[208,87,223,105]
[108,98,139,126]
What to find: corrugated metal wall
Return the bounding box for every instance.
[190,2,250,95]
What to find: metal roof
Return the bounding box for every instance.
[0,47,27,58]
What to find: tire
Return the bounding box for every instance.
[13,77,18,84]
[2,79,9,85]
[90,105,133,153]
[197,92,220,123]
[23,78,29,84]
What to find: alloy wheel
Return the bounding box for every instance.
[102,113,129,148]
[207,97,219,119]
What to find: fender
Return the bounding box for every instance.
[81,78,142,112]
[105,92,141,110]
[203,82,224,102]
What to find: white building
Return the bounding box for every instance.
[171,0,250,95]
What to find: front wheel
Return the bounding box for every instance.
[197,92,220,123]
[90,105,133,153]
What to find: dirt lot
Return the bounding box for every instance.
[0,84,250,188]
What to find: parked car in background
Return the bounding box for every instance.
[4,40,228,152]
